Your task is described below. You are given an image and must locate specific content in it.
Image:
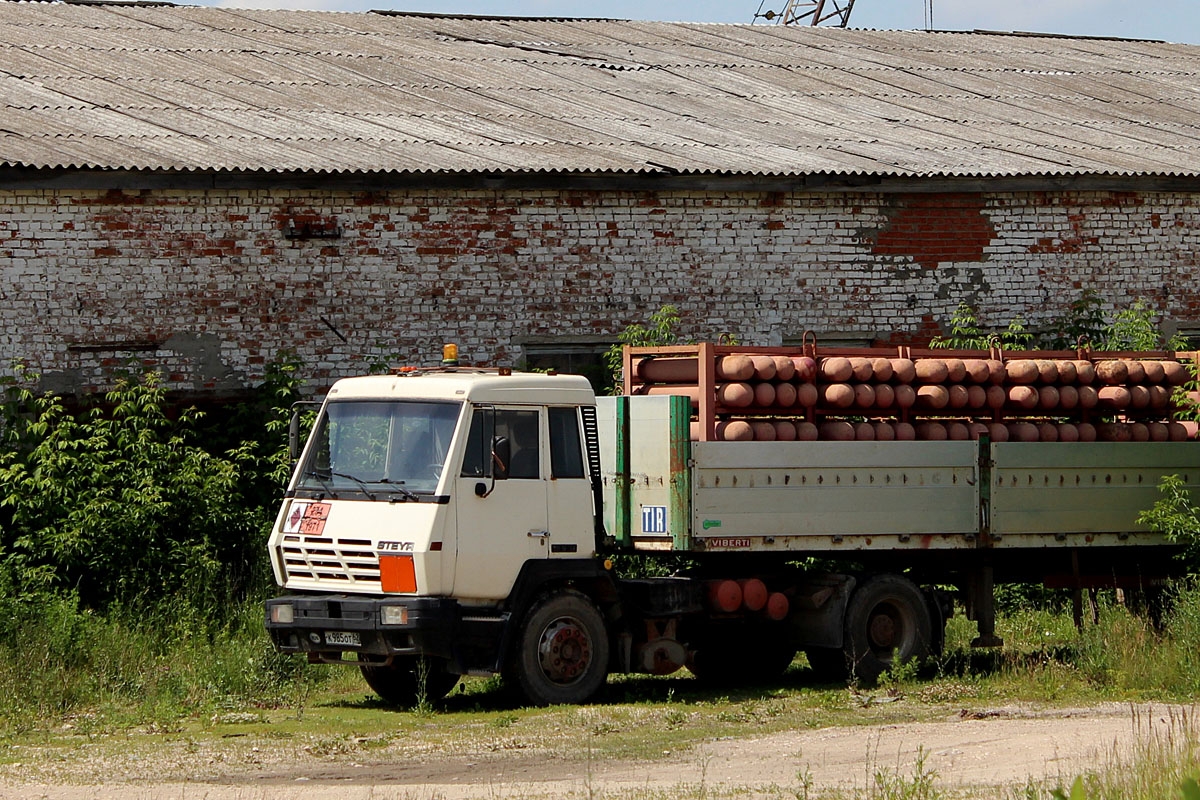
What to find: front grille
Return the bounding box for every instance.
[279,535,380,586]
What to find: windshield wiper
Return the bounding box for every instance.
[303,470,339,499]
[376,478,420,502]
[304,471,419,502]
[330,471,377,501]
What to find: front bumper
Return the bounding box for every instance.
[264,594,506,671]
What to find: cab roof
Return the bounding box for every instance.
[326,369,596,405]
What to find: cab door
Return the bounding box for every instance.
[453,406,548,601]
[545,406,596,558]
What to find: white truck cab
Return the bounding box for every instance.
[269,369,599,601]
[265,367,616,706]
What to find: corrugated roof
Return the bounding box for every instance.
[3,2,1200,177]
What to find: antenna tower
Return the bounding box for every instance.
[757,0,856,26]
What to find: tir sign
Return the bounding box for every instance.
[641,505,667,534]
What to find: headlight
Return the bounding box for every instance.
[270,604,294,624]
[380,605,408,625]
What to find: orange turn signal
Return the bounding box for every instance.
[379,554,417,593]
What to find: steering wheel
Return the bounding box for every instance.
[426,463,444,479]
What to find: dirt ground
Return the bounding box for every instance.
[1,701,1191,799]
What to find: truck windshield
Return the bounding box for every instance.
[297,401,461,496]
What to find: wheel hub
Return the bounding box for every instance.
[868,611,897,649]
[538,617,591,685]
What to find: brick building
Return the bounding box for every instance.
[2,3,1200,397]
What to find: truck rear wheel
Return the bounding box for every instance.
[505,590,609,706]
[843,574,931,683]
[360,656,459,707]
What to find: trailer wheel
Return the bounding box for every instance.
[505,590,609,706]
[360,656,459,707]
[843,574,931,683]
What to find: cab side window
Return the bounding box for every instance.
[460,409,488,478]
[549,407,585,479]
[498,410,540,479]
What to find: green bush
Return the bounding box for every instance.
[0,369,283,612]
[0,357,318,728]
[930,302,1033,350]
[603,304,684,394]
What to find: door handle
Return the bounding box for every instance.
[527,530,550,539]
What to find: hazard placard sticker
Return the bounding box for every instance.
[282,501,309,533]
[282,501,331,535]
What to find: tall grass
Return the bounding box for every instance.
[6,582,1200,736]
[923,581,1200,704]
[0,593,333,735]
[1015,707,1200,800]
[1061,581,1200,698]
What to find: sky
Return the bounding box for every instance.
[193,0,1200,44]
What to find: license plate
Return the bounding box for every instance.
[324,631,360,647]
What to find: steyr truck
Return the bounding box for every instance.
[265,343,1200,706]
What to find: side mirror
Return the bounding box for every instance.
[492,435,511,480]
[288,401,323,464]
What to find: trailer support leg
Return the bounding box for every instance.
[1070,549,1084,631]
[969,566,1003,648]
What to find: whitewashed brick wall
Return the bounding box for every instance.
[1,186,1197,396]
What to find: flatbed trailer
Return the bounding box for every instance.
[264,344,1200,705]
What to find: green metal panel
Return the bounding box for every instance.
[668,394,692,550]
[977,435,992,543]
[614,395,632,547]
[990,442,1200,537]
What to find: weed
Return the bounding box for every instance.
[664,706,690,728]
[879,657,921,694]
[871,746,941,800]
[304,733,358,757]
[715,708,751,724]
[590,719,620,736]
[792,766,815,800]
[413,657,434,717]
[356,734,391,749]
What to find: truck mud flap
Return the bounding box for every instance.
[789,574,855,649]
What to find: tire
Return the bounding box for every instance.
[842,574,932,684]
[924,588,948,656]
[505,590,610,706]
[360,656,459,707]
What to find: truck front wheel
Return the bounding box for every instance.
[360,656,459,707]
[505,590,610,706]
[843,574,931,683]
